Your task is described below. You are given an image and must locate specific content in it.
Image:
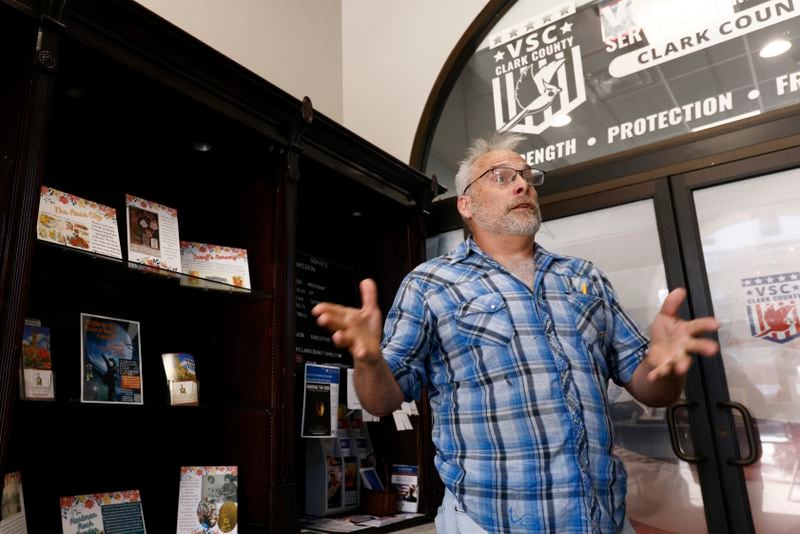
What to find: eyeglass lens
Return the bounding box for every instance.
[494,167,544,186]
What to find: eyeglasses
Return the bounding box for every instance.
[462,166,545,194]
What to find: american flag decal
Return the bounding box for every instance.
[742,272,800,344]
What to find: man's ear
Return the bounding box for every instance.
[457,195,472,220]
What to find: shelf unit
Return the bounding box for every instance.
[0,1,441,531]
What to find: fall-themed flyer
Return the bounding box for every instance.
[180,242,251,290]
[37,186,123,259]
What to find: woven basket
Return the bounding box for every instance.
[362,456,397,516]
[362,488,398,516]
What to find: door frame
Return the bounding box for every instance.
[542,181,732,533]
[671,145,800,533]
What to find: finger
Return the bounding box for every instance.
[311,302,348,318]
[315,309,353,332]
[360,279,379,311]
[684,316,721,337]
[684,337,719,357]
[659,288,687,317]
[673,354,694,376]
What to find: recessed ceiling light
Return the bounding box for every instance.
[350,211,363,218]
[551,114,572,127]
[192,141,213,152]
[759,39,791,58]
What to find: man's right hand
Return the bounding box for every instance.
[311,278,383,365]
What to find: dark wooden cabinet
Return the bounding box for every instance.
[0,1,439,531]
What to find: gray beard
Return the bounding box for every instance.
[471,198,541,236]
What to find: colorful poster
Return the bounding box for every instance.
[80,314,142,405]
[60,490,144,534]
[37,186,122,259]
[177,466,237,534]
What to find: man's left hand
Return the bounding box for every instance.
[645,287,720,383]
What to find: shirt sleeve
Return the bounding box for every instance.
[593,266,649,386]
[381,274,433,401]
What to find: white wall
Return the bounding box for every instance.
[341,0,488,162]
[134,0,344,123]
[134,0,489,163]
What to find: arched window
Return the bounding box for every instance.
[414,0,800,200]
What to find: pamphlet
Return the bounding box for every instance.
[177,466,237,534]
[301,364,340,438]
[125,194,181,272]
[20,321,54,400]
[59,489,144,534]
[180,241,251,290]
[80,313,143,405]
[0,472,27,534]
[161,353,198,406]
[37,186,122,259]
[358,467,383,491]
[390,465,419,513]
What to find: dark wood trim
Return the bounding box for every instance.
[409,0,513,171]
[4,0,441,207]
[0,4,64,468]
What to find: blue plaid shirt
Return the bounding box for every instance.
[382,238,647,533]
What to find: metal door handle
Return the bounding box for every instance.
[716,400,761,466]
[667,401,705,463]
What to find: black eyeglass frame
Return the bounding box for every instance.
[462,166,545,194]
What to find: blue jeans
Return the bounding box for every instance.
[434,488,488,534]
[434,488,636,533]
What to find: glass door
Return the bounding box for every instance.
[674,148,800,534]
[539,186,717,533]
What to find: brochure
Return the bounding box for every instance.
[80,313,143,405]
[161,353,198,406]
[390,465,419,513]
[59,490,144,534]
[37,186,122,259]
[20,321,54,400]
[177,466,237,534]
[0,472,27,534]
[125,194,181,272]
[180,242,251,290]
[301,364,340,438]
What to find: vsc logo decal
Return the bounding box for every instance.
[489,4,585,135]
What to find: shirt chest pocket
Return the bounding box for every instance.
[455,292,514,346]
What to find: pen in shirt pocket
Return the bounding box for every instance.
[571,276,591,295]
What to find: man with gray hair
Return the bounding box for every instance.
[313,133,719,533]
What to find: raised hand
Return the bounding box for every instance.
[644,287,720,382]
[311,278,384,364]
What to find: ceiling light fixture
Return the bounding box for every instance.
[759,39,791,58]
[192,141,213,152]
[551,114,572,127]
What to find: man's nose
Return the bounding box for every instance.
[512,174,530,194]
